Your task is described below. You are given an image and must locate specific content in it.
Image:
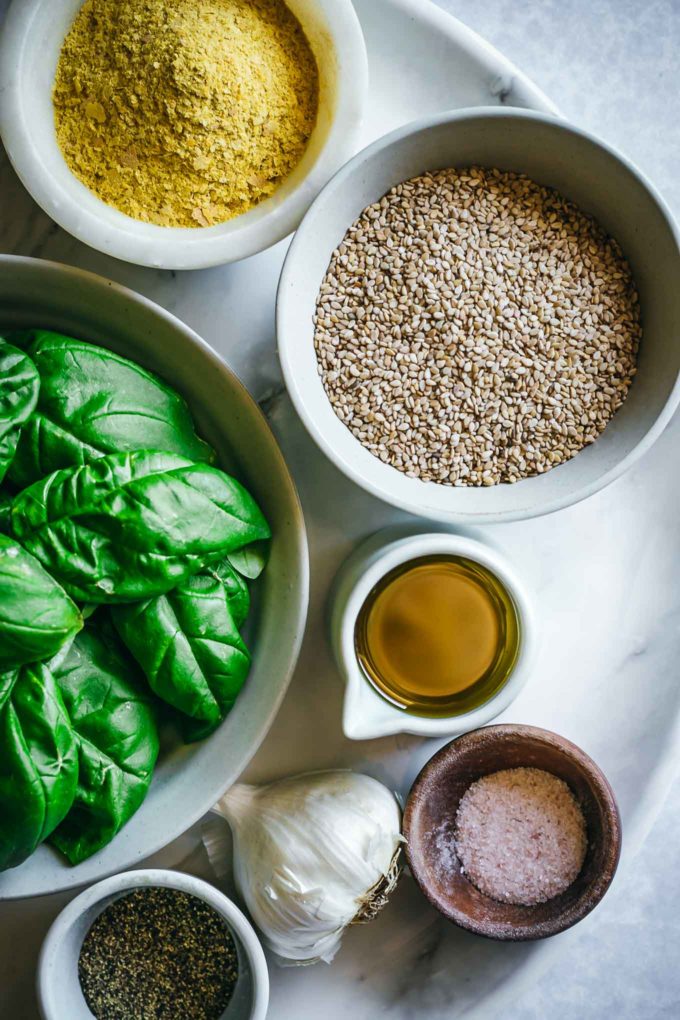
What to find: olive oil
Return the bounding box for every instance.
[354,555,520,717]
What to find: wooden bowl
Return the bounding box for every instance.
[403,724,622,940]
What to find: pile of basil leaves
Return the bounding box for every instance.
[0,330,270,872]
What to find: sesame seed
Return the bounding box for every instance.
[313,167,641,485]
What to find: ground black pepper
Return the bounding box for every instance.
[78,887,239,1020]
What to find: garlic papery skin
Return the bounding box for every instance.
[212,770,402,965]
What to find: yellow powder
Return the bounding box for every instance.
[53,0,319,227]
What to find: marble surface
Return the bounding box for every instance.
[1,0,680,1018]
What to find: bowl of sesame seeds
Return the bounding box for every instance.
[277,107,680,523]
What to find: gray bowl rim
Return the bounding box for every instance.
[277,104,680,524]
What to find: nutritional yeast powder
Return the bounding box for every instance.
[53,0,319,227]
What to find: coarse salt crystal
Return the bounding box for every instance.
[450,766,587,906]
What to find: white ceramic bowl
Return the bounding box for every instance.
[38,869,269,1020]
[330,529,537,739]
[278,107,680,524]
[0,0,368,269]
[0,255,309,899]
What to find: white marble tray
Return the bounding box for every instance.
[1,0,679,1017]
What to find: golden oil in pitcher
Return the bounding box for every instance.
[354,555,520,717]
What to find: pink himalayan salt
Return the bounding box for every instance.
[453,767,587,906]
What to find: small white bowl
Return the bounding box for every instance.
[38,869,269,1020]
[330,529,538,740]
[0,0,368,269]
[278,107,680,524]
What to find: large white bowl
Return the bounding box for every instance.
[277,107,680,524]
[38,870,269,1020]
[0,0,368,269]
[0,255,309,899]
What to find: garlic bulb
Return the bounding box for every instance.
[211,770,402,965]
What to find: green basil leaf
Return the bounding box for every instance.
[50,622,159,866]
[10,450,271,603]
[5,330,214,487]
[0,490,12,533]
[112,567,251,726]
[227,539,270,580]
[0,341,40,483]
[208,558,250,627]
[0,534,83,671]
[0,669,18,712]
[0,660,79,871]
[179,714,222,744]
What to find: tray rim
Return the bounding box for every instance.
[370,0,559,117]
